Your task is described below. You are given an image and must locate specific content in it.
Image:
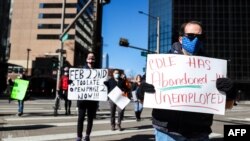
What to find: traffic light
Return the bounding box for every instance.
[119,38,129,47]
[51,57,59,69]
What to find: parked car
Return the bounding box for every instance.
[27,76,56,98]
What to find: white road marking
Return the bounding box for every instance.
[1,130,223,141]
[2,119,136,127]
[227,117,250,122]
[209,133,223,138]
[2,128,153,141]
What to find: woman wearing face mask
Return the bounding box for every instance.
[104,69,126,131]
[131,74,144,121]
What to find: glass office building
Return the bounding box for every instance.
[149,0,250,97]
[148,0,172,53]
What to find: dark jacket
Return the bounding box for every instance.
[104,77,125,93]
[131,82,143,101]
[152,42,213,138]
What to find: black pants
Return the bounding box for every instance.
[61,90,71,112]
[109,100,123,126]
[77,101,98,138]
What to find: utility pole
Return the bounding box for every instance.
[54,0,66,116]
[138,11,160,54]
[56,0,65,92]
[26,48,31,74]
[54,0,95,116]
[156,16,160,54]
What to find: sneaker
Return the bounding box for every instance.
[17,112,23,117]
[83,136,90,141]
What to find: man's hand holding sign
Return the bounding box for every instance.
[143,54,227,115]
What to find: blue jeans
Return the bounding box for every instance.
[18,100,24,113]
[154,129,209,141]
[134,101,143,112]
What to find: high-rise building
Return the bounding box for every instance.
[102,53,109,68]
[8,0,104,76]
[149,0,250,96]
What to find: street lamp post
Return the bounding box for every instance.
[138,11,160,54]
[26,48,31,74]
[54,0,66,116]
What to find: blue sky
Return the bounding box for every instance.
[102,0,148,77]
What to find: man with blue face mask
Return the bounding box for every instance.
[170,21,205,56]
[150,21,236,141]
[104,69,126,131]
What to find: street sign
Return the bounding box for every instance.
[61,34,69,42]
[141,51,147,57]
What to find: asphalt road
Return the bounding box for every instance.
[1,97,250,141]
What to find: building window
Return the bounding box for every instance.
[37,34,74,40]
[37,24,72,29]
[39,3,76,8]
[38,13,76,19]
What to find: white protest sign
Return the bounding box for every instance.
[108,86,131,110]
[68,68,108,101]
[143,54,227,115]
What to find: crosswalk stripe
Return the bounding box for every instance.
[3,112,133,121]
[4,115,78,121]
[227,117,250,122]
[209,133,223,138]
[0,108,44,110]
[2,128,154,141]
[2,119,136,127]
[1,130,223,141]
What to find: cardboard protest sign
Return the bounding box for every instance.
[68,68,108,101]
[108,86,131,110]
[10,79,29,100]
[143,54,227,115]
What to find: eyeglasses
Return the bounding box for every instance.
[184,33,204,40]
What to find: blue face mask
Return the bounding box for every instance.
[114,74,119,79]
[182,36,201,54]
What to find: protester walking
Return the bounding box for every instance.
[131,74,144,121]
[60,67,71,115]
[16,72,28,117]
[104,69,126,131]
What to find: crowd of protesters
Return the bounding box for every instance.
[2,21,239,141]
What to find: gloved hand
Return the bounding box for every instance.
[68,80,73,85]
[140,82,156,93]
[216,78,237,100]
